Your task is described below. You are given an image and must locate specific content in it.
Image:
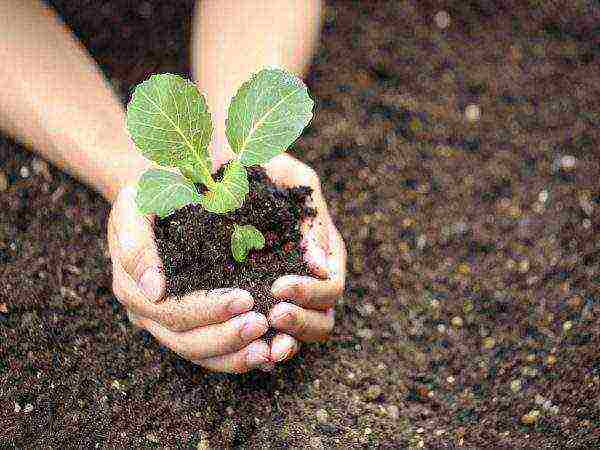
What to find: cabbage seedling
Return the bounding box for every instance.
[126,68,314,262]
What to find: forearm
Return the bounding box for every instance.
[192,0,323,168]
[0,0,149,202]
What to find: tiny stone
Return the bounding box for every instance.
[560,155,576,170]
[386,404,400,420]
[546,355,557,365]
[447,376,455,384]
[510,379,522,392]
[362,303,376,316]
[14,402,21,413]
[32,158,50,179]
[451,316,464,328]
[309,436,325,450]
[145,434,159,444]
[357,328,374,339]
[465,104,481,122]
[23,404,34,413]
[0,170,8,191]
[365,384,383,401]
[538,190,549,203]
[434,10,451,29]
[521,410,540,425]
[196,436,211,450]
[316,409,329,424]
[435,429,446,437]
[563,321,573,332]
[20,166,30,178]
[416,427,425,434]
[437,324,446,334]
[483,337,496,350]
[518,259,530,273]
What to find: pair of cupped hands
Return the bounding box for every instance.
[108,154,346,373]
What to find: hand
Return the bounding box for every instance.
[107,184,271,373]
[262,154,347,367]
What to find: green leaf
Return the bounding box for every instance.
[136,169,201,218]
[200,160,249,213]
[226,68,314,166]
[231,224,265,262]
[126,74,214,185]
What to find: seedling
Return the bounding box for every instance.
[126,68,313,262]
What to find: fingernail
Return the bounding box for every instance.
[270,311,295,329]
[139,267,164,302]
[271,275,303,298]
[227,290,254,315]
[234,312,267,341]
[246,341,269,368]
[271,335,295,362]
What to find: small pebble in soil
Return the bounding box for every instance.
[386,404,400,420]
[465,104,481,122]
[538,190,549,203]
[434,10,451,29]
[546,355,557,365]
[32,158,51,180]
[451,316,464,328]
[510,379,522,393]
[20,166,30,178]
[563,321,573,332]
[316,409,329,424]
[0,170,8,192]
[560,155,577,171]
[23,404,34,413]
[366,384,383,401]
[483,337,496,349]
[521,410,540,425]
[14,402,21,413]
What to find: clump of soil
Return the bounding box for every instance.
[153,166,316,319]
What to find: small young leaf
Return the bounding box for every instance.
[231,224,266,262]
[126,74,214,185]
[200,160,249,213]
[226,68,314,166]
[136,169,201,218]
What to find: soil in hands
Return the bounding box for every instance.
[153,166,316,324]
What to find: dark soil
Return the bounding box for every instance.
[154,166,315,321]
[2,0,600,448]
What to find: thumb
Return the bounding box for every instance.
[108,185,165,303]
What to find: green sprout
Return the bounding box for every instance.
[125,68,314,262]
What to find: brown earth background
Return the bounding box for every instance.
[1,0,600,448]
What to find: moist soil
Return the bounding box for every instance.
[1,0,600,448]
[154,166,315,322]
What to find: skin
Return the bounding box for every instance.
[0,0,346,373]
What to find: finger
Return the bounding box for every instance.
[113,257,255,331]
[108,185,164,303]
[301,216,331,279]
[134,311,268,360]
[196,340,271,374]
[268,302,335,343]
[271,275,342,310]
[269,333,300,363]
